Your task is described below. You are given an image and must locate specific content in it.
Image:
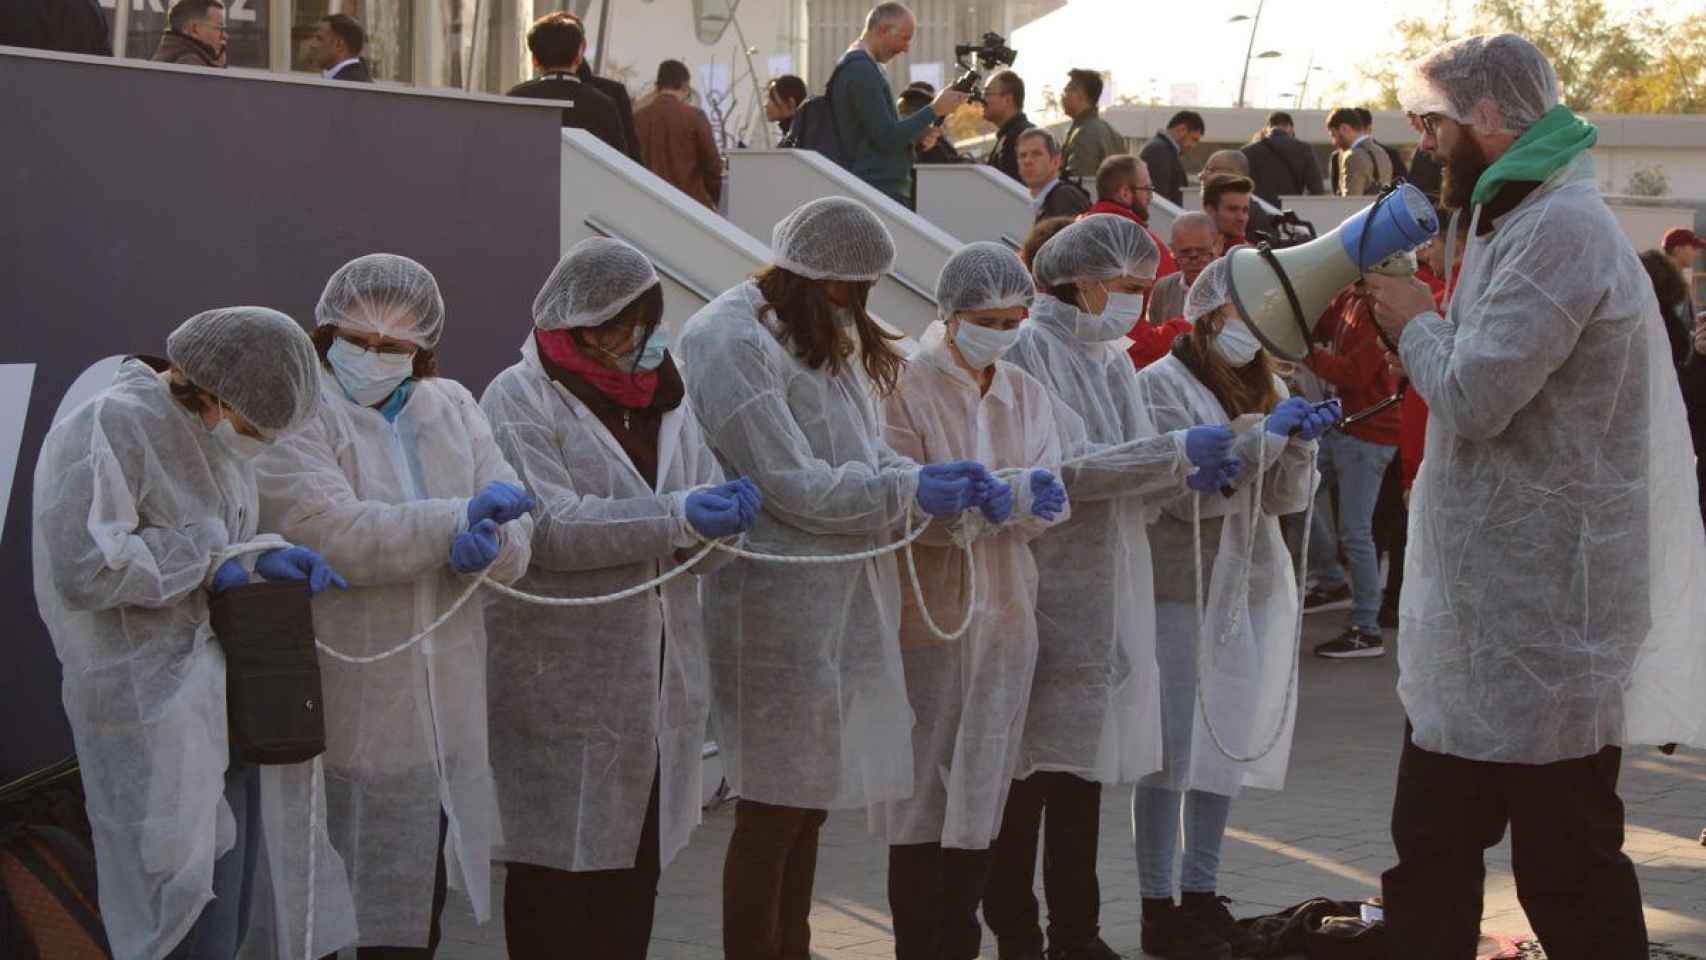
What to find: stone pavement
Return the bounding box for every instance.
[440,609,1706,959]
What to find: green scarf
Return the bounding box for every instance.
[1470,104,1598,209]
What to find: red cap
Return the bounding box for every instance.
[1664,227,1700,251]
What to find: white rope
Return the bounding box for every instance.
[304,755,320,960]
[1190,430,1317,764]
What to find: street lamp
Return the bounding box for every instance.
[1295,56,1324,109]
[1229,3,1282,109]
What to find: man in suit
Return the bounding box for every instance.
[1241,110,1325,203]
[553,10,643,163]
[635,59,724,210]
[506,12,627,155]
[1327,107,1392,196]
[981,70,1034,184]
[1139,109,1203,205]
[312,13,371,82]
[1017,128,1091,220]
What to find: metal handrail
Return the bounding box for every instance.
[583,215,719,302]
[888,271,936,304]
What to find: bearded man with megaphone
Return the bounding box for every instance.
[1340,33,1706,960]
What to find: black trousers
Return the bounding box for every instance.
[1374,453,1407,612]
[982,772,1103,952]
[1381,725,1648,960]
[502,770,662,959]
[321,813,449,960]
[889,843,994,960]
[722,799,828,960]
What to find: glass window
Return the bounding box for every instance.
[291,1,414,83]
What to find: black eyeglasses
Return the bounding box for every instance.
[1411,112,1448,138]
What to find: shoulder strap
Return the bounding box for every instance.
[3,831,111,954]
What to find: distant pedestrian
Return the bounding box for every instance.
[507,13,628,154]
[152,0,226,68]
[635,59,724,210]
[311,13,371,82]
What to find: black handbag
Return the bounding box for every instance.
[210,580,327,765]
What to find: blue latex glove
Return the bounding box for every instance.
[1297,399,1343,441]
[1184,425,1235,469]
[467,481,535,527]
[980,480,1015,524]
[728,477,762,527]
[686,486,747,539]
[915,460,989,518]
[1186,459,1242,494]
[256,546,349,596]
[211,557,249,594]
[450,519,501,574]
[1265,396,1313,437]
[1030,469,1065,521]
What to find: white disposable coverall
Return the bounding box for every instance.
[32,360,356,960]
[254,372,532,947]
[479,337,726,873]
[1002,294,1193,784]
[676,280,922,810]
[1135,355,1317,795]
[1397,153,1706,763]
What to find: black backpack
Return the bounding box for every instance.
[778,55,860,167]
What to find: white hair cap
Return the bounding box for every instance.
[1032,213,1160,288]
[1398,33,1560,135]
[532,237,660,331]
[315,253,446,349]
[770,196,897,282]
[935,242,1035,321]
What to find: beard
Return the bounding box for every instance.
[1439,134,1490,211]
[1128,194,1150,223]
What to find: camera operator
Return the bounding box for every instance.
[982,70,1033,184]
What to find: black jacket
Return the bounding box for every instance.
[1035,180,1092,221]
[1241,131,1324,203]
[1140,130,1188,206]
[328,59,373,82]
[506,74,628,155]
[0,0,110,54]
[985,112,1033,184]
[578,63,643,163]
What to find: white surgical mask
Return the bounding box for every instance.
[1211,315,1263,366]
[328,337,415,407]
[631,329,668,371]
[1073,285,1145,342]
[209,415,269,461]
[952,319,1019,370]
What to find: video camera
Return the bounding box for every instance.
[949,32,1017,103]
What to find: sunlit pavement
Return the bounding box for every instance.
[439,609,1706,958]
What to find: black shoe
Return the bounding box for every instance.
[1044,937,1122,960]
[1314,626,1385,659]
[1303,583,1352,613]
[1140,904,1232,960]
[1180,896,1264,958]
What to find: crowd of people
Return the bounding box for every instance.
[10,3,1706,960]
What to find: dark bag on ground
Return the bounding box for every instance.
[212,579,327,765]
[1237,897,1387,958]
[777,56,856,166]
[0,759,112,960]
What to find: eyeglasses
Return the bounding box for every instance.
[338,333,416,356]
[1131,184,1155,195]
[1410,112,1448,138]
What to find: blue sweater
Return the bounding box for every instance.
[831,50,937,204]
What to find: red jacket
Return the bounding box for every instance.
[1305,288,1400,446]
[1078,201,1182,369]
[1398,263,1457,488]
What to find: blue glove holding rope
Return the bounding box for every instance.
[1029,469,1066,522]
[211,557,249,594]
[450,518,501,574]
[467,481,535,527]
[1297,399,1342,441]
[724,477,762,528]
[1184,425,1235,467]
[1187,458,1242,494]
[980,479,1015,524]
[1264,396,1314,437]
[915,460,992,517]
[256,546,349,596]
[686,483,752,539]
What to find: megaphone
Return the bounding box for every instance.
[1227,183,1438,361]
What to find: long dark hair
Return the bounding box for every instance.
[1181,309,1280,418]
[311,325,439,379]
[572,282,666,374]
[754,265,906,396]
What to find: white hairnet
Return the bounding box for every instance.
[1182,258,1234,325]
[316,253,446,349]
[1033,214,1161,288]
[1399,33,1559,134]
[935,242,1035,320]
[770,196,896,282]
[166,306,321,434]
[532,237,660,331]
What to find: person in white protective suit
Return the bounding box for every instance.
[1361,33,1706,960]
[982,213,1241,960]
[1130,258,1338,960]
[478,237,761,959]
[32,307,360,960]
[675,196,1001,960]
[254,254,536,959]
[870,242,1074,960]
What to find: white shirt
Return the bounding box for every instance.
[1029,178,1060,211]
[323,57,361,79]
[1350,133,1372,152]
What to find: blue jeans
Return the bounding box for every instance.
[1308,431,1397,633]
[165,763,260,960]
[1132,786,1234,898]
